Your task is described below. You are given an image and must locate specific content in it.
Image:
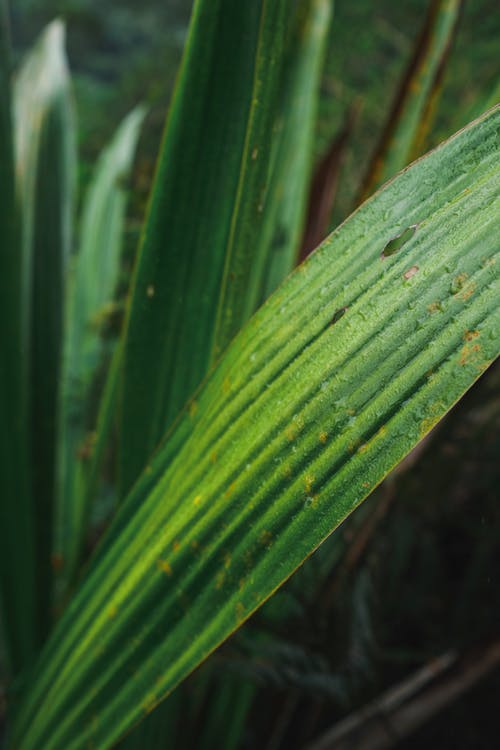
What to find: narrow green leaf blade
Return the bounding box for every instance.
[13,107,500,750]
[359,0,463,202]
[118,0,289,496]
[14,19,77,641]
[0,0,37,676]
[54,106,145,592]
[242,0,333,315]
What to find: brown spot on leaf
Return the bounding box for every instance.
[459,341,481,367]
[463,330,480,341]
[428,301,442,314]
[403,265,419,280]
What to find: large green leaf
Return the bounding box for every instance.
[359,0,463,201]
[12,107,500,750]
[0,0,37,676]
[54,106,145,593]
[118,0,289,496]
[13,19,77,641]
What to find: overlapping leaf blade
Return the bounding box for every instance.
[12,106,500,750]
[240,0,333,316]
[54,106,145,592]
[117,0,291,496]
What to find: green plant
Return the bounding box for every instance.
[0,1,498,748]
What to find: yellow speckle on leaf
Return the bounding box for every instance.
[319,431,328,444]
[223,376,231,394]
[459,282,477,301]
[305,494,319,508]
[224,552,232,569]
[172,540,180,552]
[304,474,315,493]
[236,602,246,621]
[193,494,202,507]
[286,415,304,442]
[108,604,118,619]
[224,482,236,498]
[146,284,155,298]
[215,571,226,590]
[157,558,172,576]
[451,272,476,301]
[348,438,361,453]
[481,255,496,268]
[452,272,468,291]
[143,694,157,715]
[358,425,386,454]
[419,401,447,437]
[210,450,217,464]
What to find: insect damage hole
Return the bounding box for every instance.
[381,224,418,258]
[331,306,348,324]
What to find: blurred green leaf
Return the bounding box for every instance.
[13,18,76,647]
[118,0,290,496]
[359,0,463,202]
[300,105,357,259]
[0,0,37,676]
[54,105,145,593]
[12,106,500,750]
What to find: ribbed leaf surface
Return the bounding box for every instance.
[12,107,500,750]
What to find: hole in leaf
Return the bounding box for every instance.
[381,224,417,258]
[331,307,348,324]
